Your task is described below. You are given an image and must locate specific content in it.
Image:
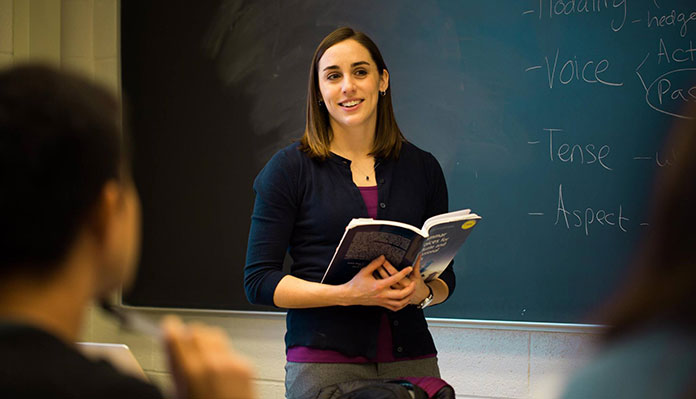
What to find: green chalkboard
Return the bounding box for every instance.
[122,0,696,323]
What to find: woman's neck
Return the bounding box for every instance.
[329,121,376,161]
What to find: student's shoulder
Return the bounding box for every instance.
[562,327,696,398]
[0,322,162,398]
[79,358,163,399]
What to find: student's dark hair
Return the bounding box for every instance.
[0,64,127,275]
[300,27,405,160]
[602,103,696,339]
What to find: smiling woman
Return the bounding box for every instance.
[301,28,403,165]
[316,40,389,153]
[243,27,456,399]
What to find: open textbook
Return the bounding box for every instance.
[321,209,481,285]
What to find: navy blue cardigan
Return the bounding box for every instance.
[244,141,455,359]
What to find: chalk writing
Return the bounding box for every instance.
[555,184,630,236]
[657,38,696,64]
[519,1,691,234]
[540,49,623,88]
[647,8,696,37]
[528,128,613,170]
[632,148,677,167]
[643,68,696,119]
[532,0,627,31]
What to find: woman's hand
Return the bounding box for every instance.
[340,255,416,311]
[377,256,431,306]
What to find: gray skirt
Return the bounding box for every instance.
[285,357,440,399]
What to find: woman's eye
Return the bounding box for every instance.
[327,73,341,80]
[355,69,367,77]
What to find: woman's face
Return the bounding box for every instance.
[317,39,389,133]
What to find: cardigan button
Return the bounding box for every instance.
[393,320,399,327]
[396,346,403,353]
[379,178,385,184]
[379,202,386,209]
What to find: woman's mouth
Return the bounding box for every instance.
[338,99,364,109]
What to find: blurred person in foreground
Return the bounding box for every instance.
[0,64,255,399]
[561,103,696,398]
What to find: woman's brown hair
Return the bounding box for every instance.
[299,27,405,160]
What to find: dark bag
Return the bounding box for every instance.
[316,379,429,399]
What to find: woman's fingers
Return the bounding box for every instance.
[361,255,386,275]
[383,296,411,311]
[381,280,416,300]
[411,255,423,278]
[377,266,391,280]
[344,255,419,311]
[383,260,400,276]
[378,267,404,289]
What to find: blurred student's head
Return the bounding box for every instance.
[0,65,140,295]
[605,103,696,337]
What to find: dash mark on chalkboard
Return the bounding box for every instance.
[632,19,642,24]
[522,10,535,15]
[528,141,540,144]
[525,65,542,72]
[633,156,653,160]
[528,213,544,216]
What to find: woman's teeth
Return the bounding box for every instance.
[341,100,361,107]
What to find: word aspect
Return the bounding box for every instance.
[555,184,629,236]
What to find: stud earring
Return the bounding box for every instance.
[379,90,386,96]
[318,99,324,106]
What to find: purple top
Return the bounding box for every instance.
[287,185,435,363]
[358,185,379,219]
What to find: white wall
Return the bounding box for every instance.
[82,310,599,399]
[2,1,601,398]
[1,0,118,92]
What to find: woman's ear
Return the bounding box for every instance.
[379,69,390,93]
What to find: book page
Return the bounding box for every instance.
[321,224,424,284]
[422,209,475,233]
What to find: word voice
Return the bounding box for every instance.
[541,49,623,88]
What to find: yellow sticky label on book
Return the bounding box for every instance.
[461,220,476,230]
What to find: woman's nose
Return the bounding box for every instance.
[342,76,356,93]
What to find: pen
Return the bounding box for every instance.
[99,300,163,340]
